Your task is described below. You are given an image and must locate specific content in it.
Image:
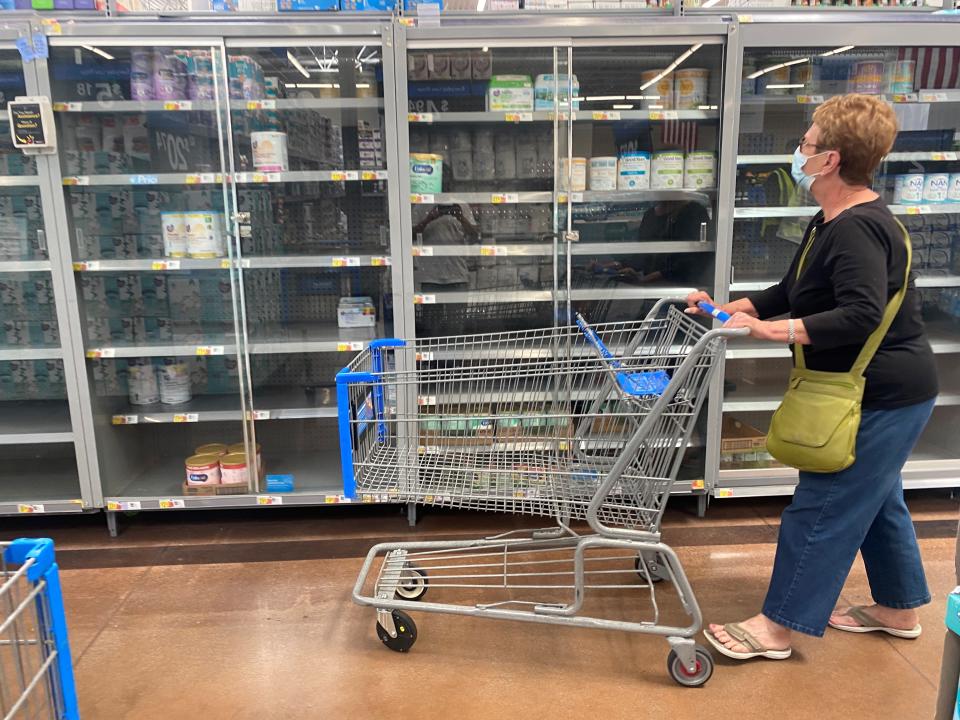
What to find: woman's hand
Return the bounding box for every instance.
[684,290,716,316]
[724,312,772,339]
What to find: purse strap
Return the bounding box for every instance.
[793,216,912,376]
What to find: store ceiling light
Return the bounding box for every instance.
[612,104,633,109]
[586,95,625,101]
[288,51,311,79]
[288,83,338,88]
[625,95,659,100]
[356,83,371,88]
[765,83,805,89]
[639,43,703,91]
[477,0,487,10]
[81,45,114,61]
[821,45,855,57]
[700,0,720,6]
[747,57,808,80]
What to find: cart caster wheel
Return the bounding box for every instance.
[396,564,429,601]
[376,610,418,653]
[635,553,668,583]
[667,645,713,687]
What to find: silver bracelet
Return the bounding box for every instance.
[787,318,796,345]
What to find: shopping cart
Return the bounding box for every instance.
[337,298,743,686]
[1,539,79,719]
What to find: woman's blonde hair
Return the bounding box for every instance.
[812,94,899,187]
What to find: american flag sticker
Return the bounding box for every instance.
[899,47,960,90]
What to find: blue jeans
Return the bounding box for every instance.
[762,397,935,637]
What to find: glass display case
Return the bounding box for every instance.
[0,32,93,515]
[41,21,401,519]
[397,17,733,504]
[715,16,960,499]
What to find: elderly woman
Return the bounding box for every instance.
[688,94,939,660]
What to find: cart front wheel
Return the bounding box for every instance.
[667,646,713,687]
[396,564,429,601]
[376,610,418,653]
[635,553,668,583]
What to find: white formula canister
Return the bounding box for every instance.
[251,131,289,172]
[899,173,925,204]
[159,359,192,405]
[947,174,960,203]
[185,454,221,486]
[588,157,618,191]
[651,151,685,190]
[674,68,709,110]
[923,173,950,203]
[185,212,226,259]
[684,151,716,189]
[219,452,248,485]
[228,442,262,476]
[851,61,886,95]
[618,151,651,190]
[885,60,916,94]
[160,212,187,258]
[128,360,159,406]
[559,157,587,192]
[640,69,673,109]
[409,153,443,194]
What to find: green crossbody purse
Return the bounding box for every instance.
[765,219,912,474]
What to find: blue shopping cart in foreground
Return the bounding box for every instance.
[1,539,79,719]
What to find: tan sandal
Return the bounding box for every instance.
[828,606,922,639]
[703,622,792,661]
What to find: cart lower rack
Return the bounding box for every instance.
[1,539,79,720]
[337,298,744,686]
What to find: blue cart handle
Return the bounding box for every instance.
[698,301,731,323]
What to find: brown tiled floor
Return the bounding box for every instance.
[6,494,959,720]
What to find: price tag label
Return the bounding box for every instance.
[796,95,825,104]
[480,245,508,256]
[561,192,584,203]
[184,174,202,185]
[691,479,705,490]
[336,341,364,352]
[491,193,519,204]
[504,112,533,122]
[201,173,217,184]
[413,294,436,304]
[331,256,361,268]
[716,488,734,498]
[257,495,283,505]
[410,194,435,204]
[920,92,950,103]
[18,504,44,513]
[399,16,416,25]
[130,175,159,185]
[361,170,387,181]
[151,260,180,270]
[220,259,232,269]
[591,111,621,121]
[371,256,391,267]
[252,410,271,420]
[417,395,437,406]
[905,205,933,215]
[649,110,679,120]
[416,351,435,362]
[412,246,433,257]
[324,495,340,504]
[159,499,185,509]
[173,413,199,423]
[163,101,192,111]
[930,152,958,161]
[891,93,918,103]
[408,112,433,123]
[112,415,139,425]
[246,100,276,110]
[73,261,99,271]
[63,176,89,186]
[737,13,753,22]
[54,102,81,112]
[344,171,359,181]
[195,345,224,356]
[107,501,141,511]
[86,348,115,359]
[330,171,347,181]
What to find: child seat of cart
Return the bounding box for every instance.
[574,313,671,398]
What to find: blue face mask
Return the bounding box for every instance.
[791,146,828,192]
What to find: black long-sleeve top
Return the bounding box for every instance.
[748,198,938,410]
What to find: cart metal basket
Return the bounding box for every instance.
[1,538,79,720]
[336,298,743,686]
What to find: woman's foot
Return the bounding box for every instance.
[829,604,922,638]
[703,613,793,660]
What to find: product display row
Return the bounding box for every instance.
[0,14,958,529]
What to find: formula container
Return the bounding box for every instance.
[128,360,159,405]
[640,69,673,109]
[196,443,228,456]
[160,212,187,258]
[588,157,618,192]
[885,60,916,94]
[158,359,192,405]
[559,157,587,192]
[948,174,960,203]
[228,442,262,476]
[618,151,651,190]
[153,51,188,101]
[923,173,950,203]
[410,153,443,194]
[219,452,249,485]
[851,61,885,95]
[674,68,709,110]
[684,151,716,189]
[651,151,684,189]
[184,212,226,259]
[896,173,925,204]
[251,131,289,172]
[186,454,221,486]
[533,74,580,111]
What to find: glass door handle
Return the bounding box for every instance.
[700,222,708,243]
[37,228,47,253]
